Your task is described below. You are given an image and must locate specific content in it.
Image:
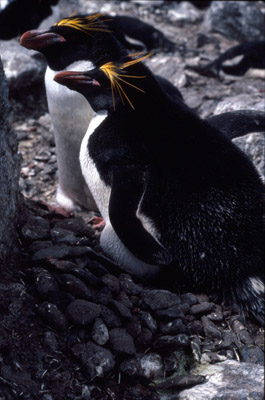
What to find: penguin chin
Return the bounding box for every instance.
[20,30,66,50]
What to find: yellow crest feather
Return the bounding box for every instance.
[54,13,111,35]
[100,52,152,110]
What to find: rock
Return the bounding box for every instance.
[38,302,68,331]
[43,331,59,352]
[0,60,20,261]
[109,328,136,356]
[71,341,115,380]
[120,353,164,380]
[180,293,198,306]
[35,269,60,300]
[239,345,265,366]
[119,274,143,295]
[100,305,121,329]
[190,302,214,316]
[140,311,158,333]
[154,305,185,321]
[202,1,265,42]
[91,318,109,346]
[66,299,101,325]
[160,319,187,335]
[60,273,97,300]
[125,316,142,339]
[0,39,46,98]
[155,374,205,391]
[201,316,222,340]
[136,328,153,347]
[153,334,190,350]
[168,2,203,23]
[178,360,265,400]
[93,287,113,306]
[101,273,120,295]
[111,300,132,320]
[21,215,51,240]
[142,290,181,311]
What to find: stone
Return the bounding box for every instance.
[38,302,68,331]
[140,311,158,333]
[155,375,205,391]
[201,316,222,340]
[93,287,113,306]
[125,316,142,339]
[154,305,185,321]
[100,305,121,329]
[66,299,101,325]
[160,319,187,335]
[120,353,164,380]
[0,59,20,261]
[35,269,60,301]
[178,360,265,400]
[153,334,190,350]
[239,345,265,366]
[119,274,143,295]
[111,300,132,320]
[21,216,50,241]
[101,274,120,295]
[180,293,198,306]
[109,328,136,356]
[142,290,181,311]
[136,328,153,347]
[91,318,109,346]
[202,1,265,42]
[190,302,214,316]
[71,341,115,380]
[60,274,97,300]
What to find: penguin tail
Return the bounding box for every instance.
[231,275,264,326]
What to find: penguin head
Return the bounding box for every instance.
[54,52,154,112]
[20,13,127,71]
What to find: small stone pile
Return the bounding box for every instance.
[1,199,261,398]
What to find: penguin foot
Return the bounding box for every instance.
[89,216,105,230]
[39,200,74,217]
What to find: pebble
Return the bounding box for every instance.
[91,318,109,346]
[125,316,142,339]
[189,302,214,316]
[21,216,50,241]
[154,305,185,321]
[109,328,136,356]
[153,334,190,350]
[119,274,143,295]
[120,353,164,380]
[60,274,97,300]
[154,374,205,390]
[93,287,113,306]
[100,305,122,329]
[239,345,265,365]
[140,311,158,333]
[101,274,120,295]
[136,327,153,347]
[71,341,115,380]
[201,316,223,339]
[35,269,60,301]
[111,300,132,320]
[142,289,181,311]
[38,302,68,331]
[66,299,101,326]
[160,319,186,335]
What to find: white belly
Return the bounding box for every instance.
[45,62,96,210]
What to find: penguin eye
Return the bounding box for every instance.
[100,52,152,110]
[53,13,111,35]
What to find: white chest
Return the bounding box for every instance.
[80,111,110,219]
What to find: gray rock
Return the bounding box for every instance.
[91,318,109,346]
[160,319,186,335]
[0,39,46,96]
[100,305,121,329]
[178,360,265,400]
[239,345,265,366]
[202,1,265,42]
[119,274,143,295]
[21,216,50,241]
[71,341,115,380]
[109,327,136,356]
[142,289,181,311]
[101,273,120,295]
[168,2,203,23]
[60,273,96,300]
[66,299,101,325]
[155,305,185,321]
[140,311,158,333]
[180,293,198,306]
[120,353,164,380]
[35,269,60,300]
[201,316,222,340]
[0,59,20,261]
[153,334,190,350]
[190,302,214,316]
[38,302,68,331]
[111,300,132,320]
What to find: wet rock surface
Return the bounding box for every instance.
[0,1,264,399]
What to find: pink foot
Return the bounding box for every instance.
[90,216,105,230]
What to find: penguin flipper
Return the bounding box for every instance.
[109,169,172,266]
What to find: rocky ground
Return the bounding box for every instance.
[0,1,264,399]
